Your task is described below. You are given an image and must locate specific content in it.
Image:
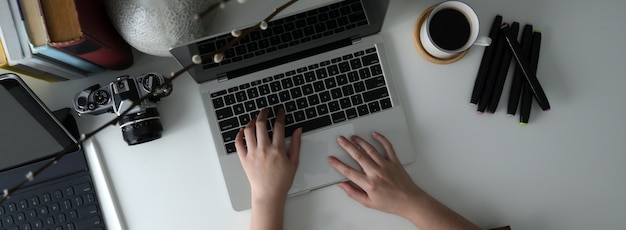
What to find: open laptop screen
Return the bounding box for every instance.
[0,75,73,171]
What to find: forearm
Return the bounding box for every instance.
[250,197,286,230]
[402,191,480,230]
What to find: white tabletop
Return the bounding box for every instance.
[7,0,626,229]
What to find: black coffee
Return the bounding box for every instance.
[428,8,471,51]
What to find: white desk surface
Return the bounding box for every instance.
[7,0,626,229]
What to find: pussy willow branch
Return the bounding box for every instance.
[1,0,298,204]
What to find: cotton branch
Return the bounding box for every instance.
[0,0,299,205]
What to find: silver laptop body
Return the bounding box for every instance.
[171,0,415,211]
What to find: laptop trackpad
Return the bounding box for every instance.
[288,123,360,194]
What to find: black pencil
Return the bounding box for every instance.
[507,24,534,116]
[477,26,506,114]
[470,15,502,105]
[487,22,519,113]
[501,24,550,111]
[520,32,542,125]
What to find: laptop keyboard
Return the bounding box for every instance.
[198,0,369,70]
[210,46,393,154]
[0,172,104,230]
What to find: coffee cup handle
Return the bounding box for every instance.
[474,36,492,46]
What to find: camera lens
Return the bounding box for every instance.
[119,108,163,145]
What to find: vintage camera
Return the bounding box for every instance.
[73,72,172,145]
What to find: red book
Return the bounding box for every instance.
[40,0,133,70]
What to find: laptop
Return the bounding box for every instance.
[0,73,124,229]
[171,0,416,211]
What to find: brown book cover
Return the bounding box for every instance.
[40,0,134,70]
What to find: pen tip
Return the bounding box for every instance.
[506,114,514,117]
[476,111,484,115]
[519,122,528,126]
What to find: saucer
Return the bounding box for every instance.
[413,6,468,64]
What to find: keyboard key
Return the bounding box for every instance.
[27,209,37,219]
[313,81,325,92]
[219,117,239,131]
[368,101,381,113]
[245,101,256,112]
[331,88,343,99]
[340,98,352,109]
[247,88,260,99]
[279,91,291,102]
[222,129,239,143]
[293,74,305,85]
[342,85,355,96]
[380,98,392,110]
[212,97,225,109]
[293,111,306,122]
[224,94,236,105]
[53,190,63,200]
[281,78,294,89]
[359,68,372,79]
[18,200,28,210]
[3,216,14,225]
[366,47,377,53]
[325,78,337,89]
[233,104,245,115]
[290,87,303,98]
[304,72,316,82]
[85,194,96,203]
[327,65,340,76]
[270,82,282,92]
[296,98,309,110]
[235,91,247,102]
[56,213,66,223]
[363,87,389,102]
[350,58,362,69]
[351,94,364,105]
[365,76,386,90]
[361,53,380,66]
[29,197,39,207]
[339,62,351,73]
[354,50,365,57]
[302,84,314,95]
[41,193,51,203]
[285,114,295,125]
[225,143,236,154]
[256,97,268,108]
[259,84,271,95]
[74,216,102,229]
[268,94,280,105]
[210,90,227,98]
[370,64,383,76]
[346,108,358,119]
[315,68,328,79]
[305,108,318,119]
[285,101,297,113]
[331,111,347,123]
[216,107,233,120]
[50,203,60,212]
[285,115,332,138]
[239,114,251,125]
[336,74,348,86]
[328,101,340,112]
[307,94,320,105]
[72,197,83,207]
[320,91,332,102]
[357,104,369,116]
[354,82,366,92]
[347,71,359,82]
[316,104,329,115]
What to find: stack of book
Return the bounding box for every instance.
[0,0,134,81]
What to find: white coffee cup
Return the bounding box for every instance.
[420,1,491,59]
